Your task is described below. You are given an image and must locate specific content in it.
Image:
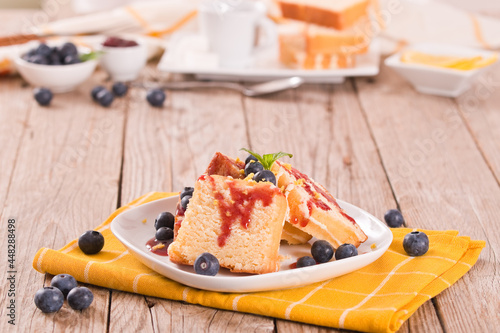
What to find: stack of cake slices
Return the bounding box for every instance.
[276,0,380,69]
[168,152,367,274]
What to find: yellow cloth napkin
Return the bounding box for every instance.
[33,192,485,333]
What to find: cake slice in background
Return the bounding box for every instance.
[168,175,287,274]
[277,0,370,30]
[272,160,367,248]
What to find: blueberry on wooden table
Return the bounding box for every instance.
[33,88,53,106]
[154,211,175,230]
[194,253,219,276]
[95,89,114,107]
[311,240,334,263]
[296,256,316,268]
[335,243,358,260]
[253,170,276,186]
[403,231,429,256]
[67,287,94,310]
[112,82,128,97]
[146,88,166,107]
[51,274,77,298]
[34,287,64,313]
[91,85,106,101]
[78,230,105,254]
[384,209,405,228]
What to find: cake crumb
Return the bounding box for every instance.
[371,243,377,250]
[141,218,147,224]
[152,243,165,250]
[244,173,254,181]
[294,178,305,186]
[213,199,219,206]
[314,192,321,199]
[235,157,242,163]
[226,211,232,216]
[343,156,352,166]
[283,163,292,170]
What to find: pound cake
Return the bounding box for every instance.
[271,160,367,248]
[168,174,287,274]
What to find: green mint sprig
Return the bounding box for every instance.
[79,51,104,62]
[240,148,293,170]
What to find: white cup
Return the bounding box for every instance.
[198,0,277,68]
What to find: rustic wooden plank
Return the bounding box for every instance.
[354,66,500,332]
[114,72,274,332]
[108,292,154,333]
[0,74,124,332]
[455,65,500,184]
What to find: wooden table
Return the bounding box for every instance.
[1,8,499,333]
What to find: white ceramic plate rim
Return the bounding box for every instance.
[111,195,393,292]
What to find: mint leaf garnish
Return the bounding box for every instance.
[240,148,292,170]
[79,51,103,62]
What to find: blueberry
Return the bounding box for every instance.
[78,230,105,254]
[245,154,258,165]
[403,231,429,256]
[155,227,174,241]
[181,195,191,211]
[67,286,93,310]
[95,89,114,107]
[28,54,49,65]
[34,88,53,106]
[154,212,175,230]
[63,54,81,65]
[51,274,77,298]
[180,186,194,199]
[253,170,276,185]
[384,209,405,228]
[296,256,316,268]
[48,50,62,65]
[91,85,106,101]
[35,43,51,57]
[244,161,264,177]
[146,89,166,107]
[311,240,334,263]
[194,252,219,276]
[58,42,78,58]
[34,287,64,313]
[335,243,358,260]
[112,82,128,97]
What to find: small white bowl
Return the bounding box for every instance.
[99,40,147,82]
[385,43,498,97]
[14,55,97,93]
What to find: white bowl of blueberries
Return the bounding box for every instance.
[15,41,98,93]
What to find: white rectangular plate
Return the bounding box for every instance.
[111,196,393,292]
[157,33,380,83]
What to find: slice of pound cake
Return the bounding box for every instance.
[168,174,287,274]
[271,160,367,248]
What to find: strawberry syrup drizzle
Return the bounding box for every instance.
[280,162,356,225]
[203,175,278,247]
[146,237,172,256]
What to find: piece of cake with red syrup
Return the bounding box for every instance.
[168,174,287,274]
[270,159,367,248]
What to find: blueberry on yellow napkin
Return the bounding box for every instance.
[33,192,485,333]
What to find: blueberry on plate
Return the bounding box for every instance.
[51,274,77,298]
[91,85,106,101]
[34,88,53,106]
[95,89,114,107]
[34,287,64,313]
[146,89,166,107]
[384,209,405,228]
[311,240,334,263]
[296,256,316,268]
[63,54,81,65]
[78,230,105,254]
[67,286,93,310]
[28,54,49,65]
[155,227,174,241]
[181,195,191,211]
[194,252,219,276]
[58,42,78,58]
[112,82,128,97]
[245,154,258,165]
[253,170,276,186]
[35,43,51,57]
[154,211,175,230]
[335,243,358,260]
[403,230,429,256]
[180,187,194,199]
[244,161,264,177]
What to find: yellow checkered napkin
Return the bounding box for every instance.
[33,192,485,333]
